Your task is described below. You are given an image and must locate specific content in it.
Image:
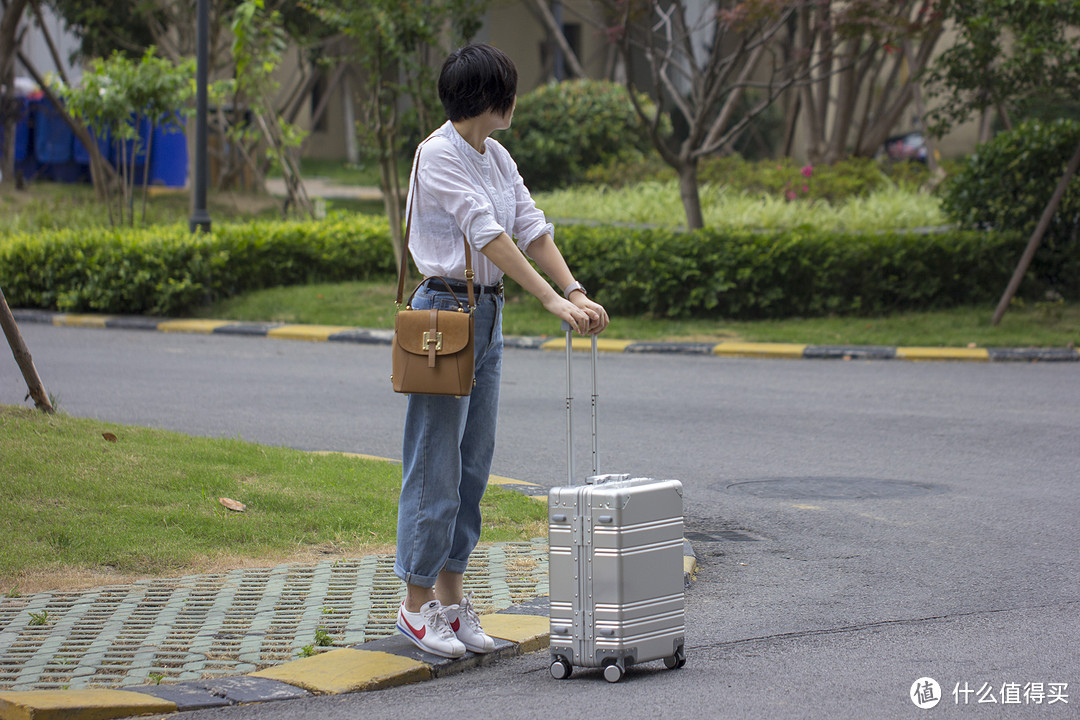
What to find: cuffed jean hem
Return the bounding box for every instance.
[392,562,439,588]
[391,556,472,588]
[442,557,469,574]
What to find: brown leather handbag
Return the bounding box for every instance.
[391,146,476,397]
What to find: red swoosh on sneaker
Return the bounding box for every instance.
[451,618,460,633]
[401,614,427,640]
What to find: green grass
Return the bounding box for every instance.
[273,156,412,187]
[194,279,1080,349]
[0,181,385,234]
[0,405,546,594]
[535,182,946,231]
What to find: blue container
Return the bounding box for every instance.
[32,99,73,164]
[149,115,188,187]
[122,115,151,168]
[73,126,110,166]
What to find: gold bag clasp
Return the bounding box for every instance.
[422,331,443,351]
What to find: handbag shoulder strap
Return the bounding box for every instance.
[396,139,474,310]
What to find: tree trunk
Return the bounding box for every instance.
[381,129,404,271]
[991,139,1080,326]
[527,0,586,79]
[342,72,359,165]
[0,286,54,413]
[677,159,703,231]
[0,0,29,187]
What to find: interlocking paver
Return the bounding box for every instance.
[0,540,548,691]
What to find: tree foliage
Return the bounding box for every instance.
[943,119,1080,260]
[229,0,311,217]
[302,0,487,265]
[926,0,1080,136]
[59,49,193,226]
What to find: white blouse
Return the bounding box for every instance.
[405,121,555,287]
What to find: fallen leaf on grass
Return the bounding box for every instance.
[102,432,118,443]
[218,497,246,512]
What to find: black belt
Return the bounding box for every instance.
[425,278,504,297]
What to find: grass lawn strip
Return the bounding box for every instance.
[0,406,546,595]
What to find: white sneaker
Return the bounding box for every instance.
[444,594,496,654]
[396,600,466,658]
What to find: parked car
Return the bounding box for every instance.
[884,131,927,163]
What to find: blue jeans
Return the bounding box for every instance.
[395,284,504,587]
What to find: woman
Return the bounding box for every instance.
[394,43,608,658]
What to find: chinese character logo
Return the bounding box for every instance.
[911,677,942,709]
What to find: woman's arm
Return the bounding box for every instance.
[479,233,605,335]
[523,234,609,334]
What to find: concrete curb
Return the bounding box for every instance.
[13,309,1079,363]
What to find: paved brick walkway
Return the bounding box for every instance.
[0,540,548,691]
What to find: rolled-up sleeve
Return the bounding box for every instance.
[505,154,554,253]
[418,142,506,251]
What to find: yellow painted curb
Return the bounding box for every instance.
[479,614,550,654]
[156,319,231,334]
[0,689,175,720]
[250,648,430,695]
[713,342,807,359]
[540,337,632,353]
[488,474,542,489]
[896,346,989,362]
[267,325,354,342]
[684,554,697,583]
[52,314,110,329]
[311,450,396,463]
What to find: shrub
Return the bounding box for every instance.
[499,79,664,192]
[558,224,1073,319]
[942,119,1080,293]
[0,214,394,316]
[698,156,890,203]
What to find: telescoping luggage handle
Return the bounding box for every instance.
[562,321,598,487]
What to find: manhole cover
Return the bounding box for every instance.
[724,477,940,500]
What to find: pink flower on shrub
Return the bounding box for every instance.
[786,190,797,201]
[801,164,813,178]
[802,185,809,193]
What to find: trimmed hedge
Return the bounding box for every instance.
[2,215,1073,320]
[0,215,394,316]
[557,225,1072,319]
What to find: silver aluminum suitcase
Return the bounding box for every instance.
[548,326,686,683]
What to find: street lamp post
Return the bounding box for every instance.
[189,0,211,234]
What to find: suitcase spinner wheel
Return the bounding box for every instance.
[549,656,571,680]
[663,644,687,670]
[602,659,625,683]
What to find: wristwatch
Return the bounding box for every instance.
[562,281,587,299]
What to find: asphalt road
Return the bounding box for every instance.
[3,324,1078,718]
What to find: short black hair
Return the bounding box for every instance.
[438,44,518,122]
